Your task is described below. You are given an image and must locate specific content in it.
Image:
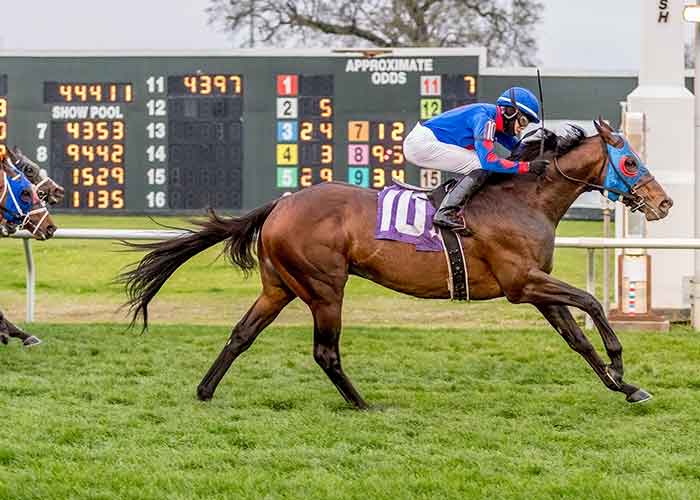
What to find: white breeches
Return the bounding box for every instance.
[403,122,481,175]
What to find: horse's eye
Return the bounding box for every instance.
[624,158,638,172]
[21,189,32,202]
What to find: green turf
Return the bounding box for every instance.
[2,323,700,500]
[0,216,616,327]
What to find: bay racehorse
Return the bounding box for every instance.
[0,151,59,346]
[122,119,672,407]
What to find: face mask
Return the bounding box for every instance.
[602,135,650,201]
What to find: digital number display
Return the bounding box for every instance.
[61,143,124,163]
[0,74,7,157]
[48,80,130,209]
[44,82,134,103]
[347,120,406,189]
[168,74,243,96]
[166,74,244,209]
[276,74,334,190]
[52,120,125,142]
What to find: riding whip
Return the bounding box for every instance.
[536,68,545,158]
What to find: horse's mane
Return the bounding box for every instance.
[509,125,587,162]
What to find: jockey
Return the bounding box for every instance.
[403,86,550,233]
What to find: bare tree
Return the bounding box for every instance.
[206,0,543,66]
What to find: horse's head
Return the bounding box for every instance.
[6,147,65,205]
[0,159,56,240]
[594,119,673,221]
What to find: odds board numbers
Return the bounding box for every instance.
[347,121,406,188]
[275,74,334,190]
[0,75,7,157]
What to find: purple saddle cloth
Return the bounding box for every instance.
[375,186,443,252]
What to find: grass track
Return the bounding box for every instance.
[2,216,699,499]
[2,324,700,499]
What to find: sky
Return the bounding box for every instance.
[0,0,690,71]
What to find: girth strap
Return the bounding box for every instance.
[439,228,469,301]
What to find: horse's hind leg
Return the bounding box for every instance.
[197,284,294,401]
[312,302,368,409]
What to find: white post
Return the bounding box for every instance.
[586,249,595,330]
[602,197,611,315]
[22,238,35,323]
[693,14,700,330]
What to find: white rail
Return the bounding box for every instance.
[10,229,700,324]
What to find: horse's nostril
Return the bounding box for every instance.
[46,225,56,235]
[660,198,673,212]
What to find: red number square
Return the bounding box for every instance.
[277,75,298,96]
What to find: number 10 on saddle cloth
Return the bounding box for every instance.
[375,186,443,252]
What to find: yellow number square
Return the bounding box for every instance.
[276,144,298,165]
[348,121,369,142]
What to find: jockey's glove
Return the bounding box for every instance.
[529,159,550,176]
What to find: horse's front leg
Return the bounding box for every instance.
[0,311,41,347]
[536,304,649,402]
[517,270,650,403]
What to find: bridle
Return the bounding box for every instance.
[7,154,60,204]
[0,168,50,235]
[552,136,659,217]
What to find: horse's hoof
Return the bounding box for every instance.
[626,388,653,404]
[197,386,213,401]
[22,336,42,347]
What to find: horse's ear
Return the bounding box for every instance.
[594,118,622,147]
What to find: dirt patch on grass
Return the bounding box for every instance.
[0,291,567,330]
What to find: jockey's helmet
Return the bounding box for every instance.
[496,87,541,124]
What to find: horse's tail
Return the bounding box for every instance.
[119,199,279,330]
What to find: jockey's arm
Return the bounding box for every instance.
[473,117,531,174]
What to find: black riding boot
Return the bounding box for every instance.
[432,169,489,235]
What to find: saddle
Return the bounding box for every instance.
[390,178,469,301]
